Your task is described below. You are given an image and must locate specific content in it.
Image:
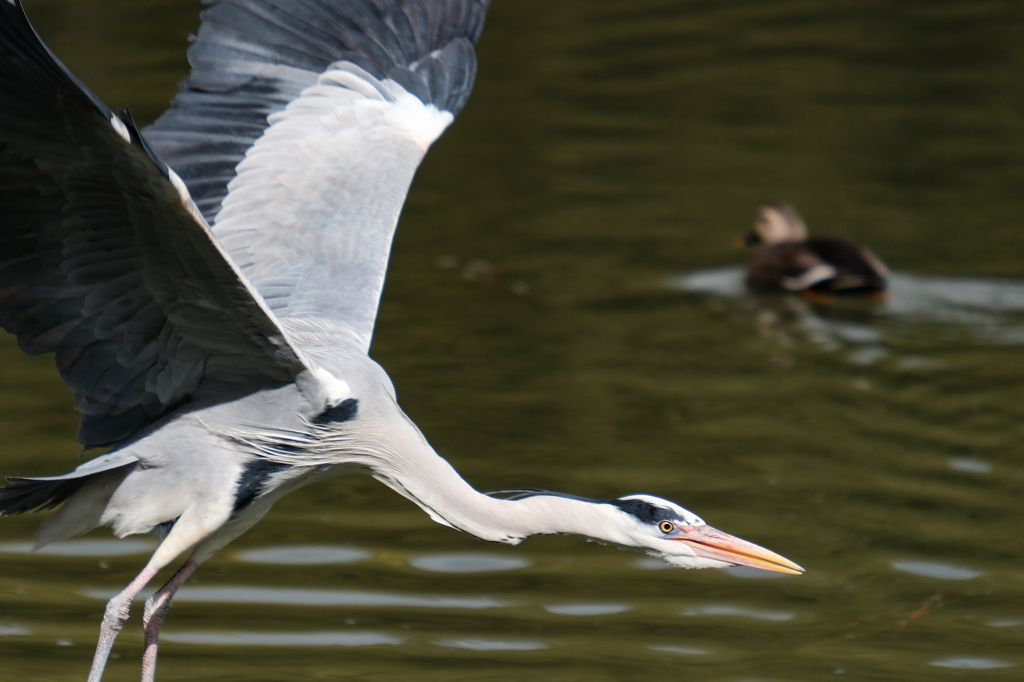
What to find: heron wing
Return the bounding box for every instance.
[0,0,315,449]
[143,0,490,352]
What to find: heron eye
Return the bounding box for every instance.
[659,521,674,534]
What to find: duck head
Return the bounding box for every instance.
[738,203,808,247]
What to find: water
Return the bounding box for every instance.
[2,0,1024,679]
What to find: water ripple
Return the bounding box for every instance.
[408,553,530,573]
[948,457,993,474]
[0,539,154,557]
[235,545,371,565]
[986,618,1024,628]
[435,638,549,651]
[161,630,403,647]
[543,603,630,616]
[682,605,795,622]
[648,644,712,656]
[892,560,983,581]
[929,657,1014,670]
[81,586,510,609]
[0,624,30,637]
[669,267,1024,346]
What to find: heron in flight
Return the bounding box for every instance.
[0,1,803,680]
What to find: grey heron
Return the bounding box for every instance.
[0,1,803,680]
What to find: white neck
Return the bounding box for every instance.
[359,423,618,545]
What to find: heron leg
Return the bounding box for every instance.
[140,558,198,682]
[86,567,158,682]
[87,502,231,681]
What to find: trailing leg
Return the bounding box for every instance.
[87,503,230,681]
[141,559,199,682]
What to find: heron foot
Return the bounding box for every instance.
[87,567,157,682]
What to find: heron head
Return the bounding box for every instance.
[608,494,804,575]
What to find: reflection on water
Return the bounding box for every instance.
[647,644,712,656]
[670,267,749,299]
[407,553,530,573]
[434,638,549,652]
[161,630,403,647]
[0,539,154,556]
[81,586,511,609]
[235,545,371,565]
[543,603,630,616]
[681,605,796,622]
[891,560,984,581]
[0,624,30,637]
[986,619,1024,628]
[948,457,993,474]
[671,267,1024,349]
[929,657,1015,670]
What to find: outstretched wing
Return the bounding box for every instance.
[0,0,314,449]
[144,0,491,352]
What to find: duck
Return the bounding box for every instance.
[740,203,889,296]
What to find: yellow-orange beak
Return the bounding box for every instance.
[670,524,804,575]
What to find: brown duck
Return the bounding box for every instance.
[741,203,889,296]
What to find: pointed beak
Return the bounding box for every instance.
[670,524,804,575]
[733,231,761,249]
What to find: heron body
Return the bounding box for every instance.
[743,203,889,294]
[0,1,802,680]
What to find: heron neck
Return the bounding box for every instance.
[367,437,605,544]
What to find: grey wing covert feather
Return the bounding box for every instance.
[142,1,491,350]
[144,0,491,222]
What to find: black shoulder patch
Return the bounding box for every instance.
[233,459,291,513]
[313,398,359,425]
[154,516,179,540]
[486,488,549,501]
[486,489,598,504]
[612,498,676,524]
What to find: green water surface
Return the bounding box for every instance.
[1,1,1023,680]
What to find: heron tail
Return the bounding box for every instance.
[0,451,139,517]
[0,476,90,515]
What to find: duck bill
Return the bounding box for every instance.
[733,231,761,249]
[672,525,804,575]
